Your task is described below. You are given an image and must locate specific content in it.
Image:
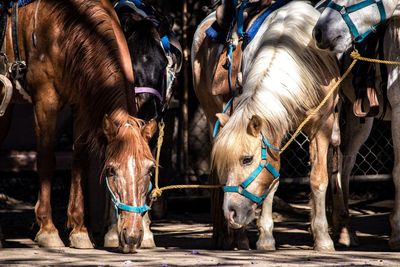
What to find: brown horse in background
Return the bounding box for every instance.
[0,0,156,253]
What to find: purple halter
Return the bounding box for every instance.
[134,86,163,102]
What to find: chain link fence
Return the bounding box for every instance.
[188,105,394,184]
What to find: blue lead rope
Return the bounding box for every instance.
[213,97,234,138]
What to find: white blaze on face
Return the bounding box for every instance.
[127,155,137,207]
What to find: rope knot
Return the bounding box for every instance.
[150,188,162,200]
[350,50,360,60]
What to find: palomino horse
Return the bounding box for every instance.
[193,1,340,250]
[313,0,400,250]
[0,0,156,253]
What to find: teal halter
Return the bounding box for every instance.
[327,0,386,43]
[223,134,280,205]
[105,175,151,216]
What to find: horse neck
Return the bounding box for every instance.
[40,0,136,147]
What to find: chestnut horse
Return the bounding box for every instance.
[99,0,183,249]
[193,1,340,250]
[0,0,156,253]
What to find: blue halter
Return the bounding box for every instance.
[105,175,152,216]
[327,0,386,43]
[223,134,280,205]
[114,0,171,53]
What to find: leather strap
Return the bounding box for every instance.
[0,74,13,116]
[0,1,7,51]
[12,1,19,62]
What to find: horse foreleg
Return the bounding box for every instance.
[104,198,119,248]
[335,101,373,247]
[309,114,335,251]
[67,120,93,249]
[33,94,64,247]
[389,104,400,250]
[140,212,155,248]
[256,181,278,251]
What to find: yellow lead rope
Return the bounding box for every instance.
[150,50,400,200]
[150,121,222,200]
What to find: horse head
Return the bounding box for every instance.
[212,114,280,229]
[102,111,157,253]
[313,0,396,52]
[116,2,182,121]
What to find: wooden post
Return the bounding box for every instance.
[180,0,190,183]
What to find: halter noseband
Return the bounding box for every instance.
[105,175,152,215]
[223,134,280,205]
[327,0,386,43]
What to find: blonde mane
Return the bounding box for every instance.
[212,1,338,178]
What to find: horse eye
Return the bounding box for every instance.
[241,156,253,166]
[106,167,117,178]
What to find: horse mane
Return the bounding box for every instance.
[212,1,338,178]
[47,0,133,155]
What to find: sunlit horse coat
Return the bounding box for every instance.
[192,0,341,250]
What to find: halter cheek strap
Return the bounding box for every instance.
[327,0,386,43]
[105,175,151,216]
[223,134,280,205]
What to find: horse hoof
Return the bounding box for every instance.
[35,230,65,248]
[69,231,94,249]
[141,238,156,249]
[104,233,119,248]
[389,238,400,251]
[256,239,276,251]
[337,228,359,247]
[236,238,250,250]
[314,242,335,252]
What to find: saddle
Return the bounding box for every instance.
[352,25,388,118]
[209,0,271,96]
[0,1,12,116]
[0,0,31,116]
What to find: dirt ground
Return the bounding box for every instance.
[1,182,399,266]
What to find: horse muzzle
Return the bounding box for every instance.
[118,213,144,253]
[223,194,255,230]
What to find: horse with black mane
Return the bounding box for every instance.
[114,0,182,121]
[0,0,156,253]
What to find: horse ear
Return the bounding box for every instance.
[103,114,117,142]
[142,119,158,142]
[247,115,263,137]
[216,113,230,127]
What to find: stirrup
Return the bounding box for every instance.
[353,87,380,117]
[0,73,13,116]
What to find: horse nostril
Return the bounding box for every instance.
[228,206,237,223]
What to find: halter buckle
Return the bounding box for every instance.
[9,60,26,80]
[340,6,346,15]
